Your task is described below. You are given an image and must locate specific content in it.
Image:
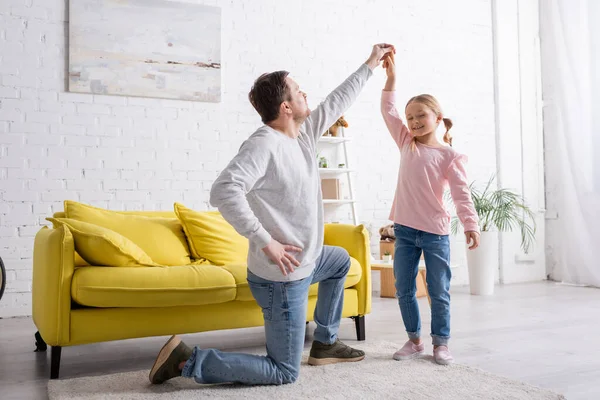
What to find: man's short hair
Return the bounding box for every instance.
[248,71,290,124]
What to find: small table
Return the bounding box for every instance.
[371,260,430,305]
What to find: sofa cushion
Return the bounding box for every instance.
[47,218,159,268]
[64,200,191,266]
[174,203,249,266]
[71,264,236,308]
[221,257,363,301]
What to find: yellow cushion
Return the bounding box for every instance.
[174,203,249,266]
[64,201,191,266]
[221,257,363,301]
[47,218,159,268]
[71,264,237,307]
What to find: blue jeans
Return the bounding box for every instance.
[393,224,451,346]
[181,245,351,385]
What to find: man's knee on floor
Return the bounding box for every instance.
[278,368,299,384]
[283,371,299,384]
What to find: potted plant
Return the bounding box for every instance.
[449,176,536,295]
[382,251,392,263]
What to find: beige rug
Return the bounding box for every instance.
[48,341,564,400]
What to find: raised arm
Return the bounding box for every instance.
[381,52,412,148]
[303,44,395,144]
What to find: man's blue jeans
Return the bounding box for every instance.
[181,245,351,385]
[393,224,452,346]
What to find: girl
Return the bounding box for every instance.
[380,52,480,365]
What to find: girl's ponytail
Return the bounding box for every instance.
[442,117,453,147]
[410,137,417,152]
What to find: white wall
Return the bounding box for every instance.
[0,0,544,318]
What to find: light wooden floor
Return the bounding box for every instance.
[1,282,599,400]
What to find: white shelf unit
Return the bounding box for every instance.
[319,137,352,144]
[322,199,356,205]
[318,168,354,176]
[317,127,359,225]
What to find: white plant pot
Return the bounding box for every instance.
[382,255,392,263]
[466,230,498,295]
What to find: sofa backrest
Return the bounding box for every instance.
[52,210,188,267]
[53,211,177,218]
[51,206,249,268]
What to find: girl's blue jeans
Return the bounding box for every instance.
[393,224,451,346]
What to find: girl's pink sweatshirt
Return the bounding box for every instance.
[381,90,480,235]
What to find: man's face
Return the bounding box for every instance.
[285,77,310,122]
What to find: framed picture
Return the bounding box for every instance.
[68,0,221,102]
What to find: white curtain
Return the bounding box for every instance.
[540,0,600,287]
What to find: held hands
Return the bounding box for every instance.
[382,51,396,79]
[366,43,396,71]
[465,231,480,250]
[382,51,396,91]
[262,239,302,276]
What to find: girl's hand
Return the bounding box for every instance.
[383,52,396,91]
[383,51,396,79]
[465,231,480,250]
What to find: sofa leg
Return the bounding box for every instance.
[34,331,47,352]
[50,346,62,379]
[352,315,365,341]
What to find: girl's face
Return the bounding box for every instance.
[405,102,441,137]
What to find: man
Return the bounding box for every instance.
[149,43,395,386]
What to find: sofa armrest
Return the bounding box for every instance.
[324,224,371,315]
[32,225,75,346]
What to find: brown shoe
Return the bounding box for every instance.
[307,339,365,366]
[149,335,193,384]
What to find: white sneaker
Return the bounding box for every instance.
[433,345,454,365]
[393,340,425,361]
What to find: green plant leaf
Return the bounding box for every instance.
[446,175,536,252]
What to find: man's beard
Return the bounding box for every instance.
[293,108,311,124]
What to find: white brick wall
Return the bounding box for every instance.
[0,0,521,318]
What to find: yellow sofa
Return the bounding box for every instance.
[32,207,372,379]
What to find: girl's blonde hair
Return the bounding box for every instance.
[405,94,453,151]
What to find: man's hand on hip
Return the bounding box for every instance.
[365,43,396,71]
[262,239,303,276]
